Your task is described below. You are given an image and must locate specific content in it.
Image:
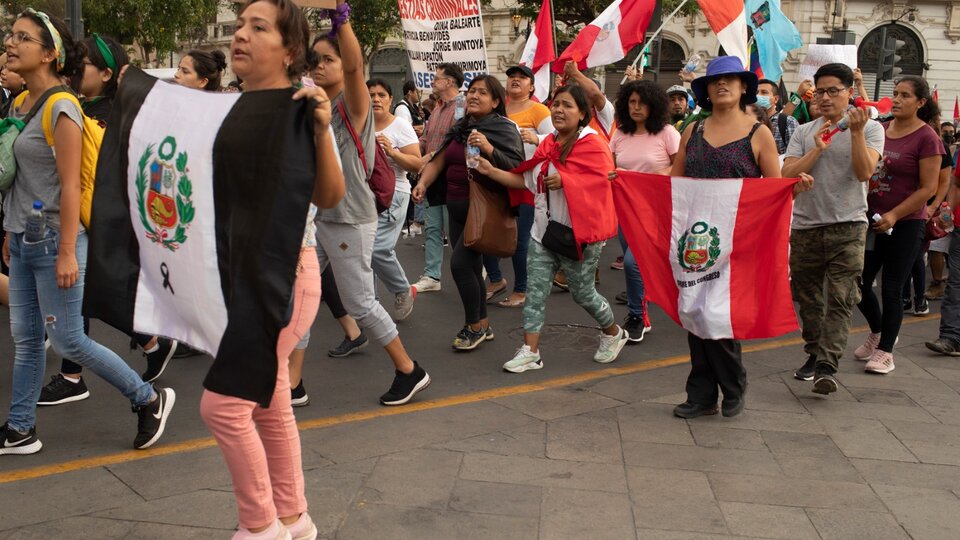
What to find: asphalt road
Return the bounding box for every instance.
[0,232,874,474]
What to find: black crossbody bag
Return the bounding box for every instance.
[539,166,582,261]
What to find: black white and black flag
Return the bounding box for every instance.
[84,67,319,406]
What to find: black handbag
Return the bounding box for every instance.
[539,172,582,260]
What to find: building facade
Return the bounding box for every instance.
[180,1,960,108]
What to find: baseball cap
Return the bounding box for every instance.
[506,65,535,80]
[666,85,689,97]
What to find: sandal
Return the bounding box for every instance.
[486,279,508,300]
[498,294,526,308]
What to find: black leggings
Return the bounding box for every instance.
[858,219,924,352]
[321,265,348,320]
[902,227,929,303]
[447,199,486,325]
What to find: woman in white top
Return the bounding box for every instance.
[369,78,421,317]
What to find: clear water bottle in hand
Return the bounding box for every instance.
[940,202,954,232]
[454,94,466,120]
[682,54,701,74]
[24,200,46,243]
[466,129,481,169]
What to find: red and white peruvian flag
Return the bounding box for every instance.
[553,0,655,73]
[697,0,749,67]
[613,172,799,340]
[518,0,557,102]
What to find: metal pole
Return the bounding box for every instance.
[874,26,887,101]
[65,0,83,38]
[621,0,689,83]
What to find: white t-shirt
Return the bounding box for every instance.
[594,100,615,137]
[527,127,599,244]
[377,116,419,194]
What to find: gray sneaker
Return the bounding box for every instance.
[593,326,628,363]
[394,286,416,322]
[926,338,960,356]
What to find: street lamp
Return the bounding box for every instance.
[510,9,522,38]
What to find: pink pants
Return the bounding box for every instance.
[200,248,321,530]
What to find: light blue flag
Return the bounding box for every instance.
[745,0,802,82]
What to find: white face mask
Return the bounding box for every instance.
[755,95,772,109]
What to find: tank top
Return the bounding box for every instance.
[684,120,762,179]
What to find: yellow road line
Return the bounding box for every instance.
[0,316,939,484]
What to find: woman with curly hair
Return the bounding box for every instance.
[609,80,680,344]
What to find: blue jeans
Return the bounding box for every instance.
[7,230,154,432]
[940,228,960,343]
[483,203,534,293]
[413,200,425,224]
[423,203,448,280]
[618,227,646,318]
[372,190,411,294]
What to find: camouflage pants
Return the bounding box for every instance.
[789,222,867,373]
[523,240,615,334]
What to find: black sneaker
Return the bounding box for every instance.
[453,326,488,351]
[141,338,178,383]
[913,298,930,316]
[133,386,176,450]
[172,344,203,359]
[622,314,648,343]
[0,422,42,455]
[926,338,960,356]
[380,362,431,406]
[37,374,90,406]
[903,298,913,313]
[328,332,368,358]
[484,326,495,341]
[615,291,628,304]
[793,355,817,381]
[812,372,838,395]
[672,401,719,419]
[291,381,309,407]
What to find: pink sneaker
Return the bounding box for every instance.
[285,513,318,540]
[854,333,881,360]
[864,349,895,374]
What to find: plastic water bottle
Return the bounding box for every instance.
[24,200,46,243]
[454,94,466,120]
[466,129,480,169]
[682,54,701,74]
[941,202,954,232]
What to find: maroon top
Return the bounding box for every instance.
[868,123,944,221]
[443,139,505,202]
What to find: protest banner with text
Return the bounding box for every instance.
[399,0,489,90]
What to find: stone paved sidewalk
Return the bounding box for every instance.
[2,317,960,539]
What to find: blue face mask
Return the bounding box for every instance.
[755,95,772,109]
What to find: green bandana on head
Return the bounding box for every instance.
[93,34,116,72]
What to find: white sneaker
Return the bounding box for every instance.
[413,275,441,292]
[593,326,628,364]
[503,345,542,373]
[409,222,423,236]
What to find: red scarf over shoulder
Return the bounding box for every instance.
[512,130,618,245]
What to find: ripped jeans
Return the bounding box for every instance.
[6,230,154,432]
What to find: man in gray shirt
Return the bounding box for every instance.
[782,63,884,395]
